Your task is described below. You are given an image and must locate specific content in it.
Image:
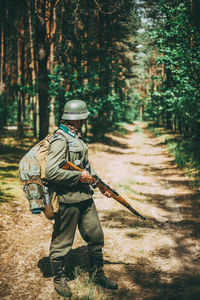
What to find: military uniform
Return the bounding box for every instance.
[45,123,104,260]
[45,100,117,297]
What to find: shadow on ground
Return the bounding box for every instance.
[37,245,200,300]
[100,136,129,149]
[38,246,90,280]
[110,259,200,300]
[38,245,124,281]
[0,144,28,164]
[0,190,16,204]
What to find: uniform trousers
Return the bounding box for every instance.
[50,198,104,260]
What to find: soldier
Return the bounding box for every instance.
[45,100,118,297]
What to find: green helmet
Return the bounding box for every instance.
[62,100,90,120]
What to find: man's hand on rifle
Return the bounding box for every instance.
[80,170,93,183]
[98,185,112,198]
[63,160,145,220]
[80,171,111,197]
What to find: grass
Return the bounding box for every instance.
[148,123,200,190]
[0,159,22,211]
[134,124,144,134]
[117,180,137,193]
[116,179,147,202]
[0,136,36,213]
[71,268,108,300]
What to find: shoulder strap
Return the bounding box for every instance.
[66,140,70,162]
[55,129,71,162]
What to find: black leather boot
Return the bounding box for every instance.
[89,254,118,290]
[51,258,72,297]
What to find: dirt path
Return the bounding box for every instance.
[0,123,200,300]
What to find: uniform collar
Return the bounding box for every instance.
[59,123,76,138]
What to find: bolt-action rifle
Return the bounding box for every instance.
[61,160,146,221]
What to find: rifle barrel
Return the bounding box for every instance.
[126,204,146,221]
[61,160,146,221]
[109,192,146,221]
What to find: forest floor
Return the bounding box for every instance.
[0,122,200,300]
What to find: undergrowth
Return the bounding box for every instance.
[0,136,34,213]
[148,123,200,191]
[71,267,108,300]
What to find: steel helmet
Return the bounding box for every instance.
[62,100,90,120]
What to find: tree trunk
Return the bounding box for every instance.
[28,0,37,137]
[35,9,50,140]
[17,17,24,138]
[0,21,6,129]
[0,23,4,91]
[38,47,49,140]
[2,16,8,127]
[48,5,56,131]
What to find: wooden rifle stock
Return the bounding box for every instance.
[61,160,146,221]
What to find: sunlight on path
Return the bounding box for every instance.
[89,122,200,299]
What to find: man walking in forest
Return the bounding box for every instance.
[45,99,118,297]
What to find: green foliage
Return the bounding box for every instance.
[149,123,200,190]
[48,52,132,139]
[18,81,37,97]
[127,92,141,121]
[47,0,139,138]
[146,2,200,137]
[0,95,18,126]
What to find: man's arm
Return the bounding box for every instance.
[45,136,81,187]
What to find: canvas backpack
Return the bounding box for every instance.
[18,134,59,214]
